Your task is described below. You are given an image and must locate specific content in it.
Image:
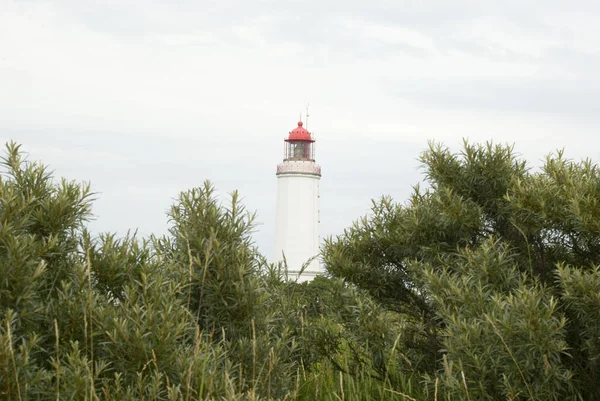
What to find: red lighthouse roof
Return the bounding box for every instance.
[288,121,314,142]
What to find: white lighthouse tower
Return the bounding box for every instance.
[274,120,323,282]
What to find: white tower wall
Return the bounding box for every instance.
[274,161,322,282]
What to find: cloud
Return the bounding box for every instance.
[387,76,600,119]
[1,0,600,258]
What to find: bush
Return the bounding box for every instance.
[324,140,600,399]
[0,142,413,400]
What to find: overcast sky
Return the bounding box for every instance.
[2,0,600,259]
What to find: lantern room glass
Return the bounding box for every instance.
[285,141,314,161]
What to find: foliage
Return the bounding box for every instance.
[324,139,600,399]
[5,137,600,400]
[0,142,411,400]
[162,181,268,339]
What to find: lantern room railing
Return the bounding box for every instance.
[276,161,321,176]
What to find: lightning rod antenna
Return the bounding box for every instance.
[305,102,310,130]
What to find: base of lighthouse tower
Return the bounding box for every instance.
[274,121,323,283]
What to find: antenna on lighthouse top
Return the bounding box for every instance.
[305,102,310,129]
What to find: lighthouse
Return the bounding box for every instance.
[274,120,323,282]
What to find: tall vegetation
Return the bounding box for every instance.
[2,138,600,400]
[0,142,411,400]
[324,140,600,400]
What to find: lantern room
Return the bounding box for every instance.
[284,121,315,161]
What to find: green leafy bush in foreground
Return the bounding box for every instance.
[324,140,600,400]
[3,139,600,400]
[0,142,413,400]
